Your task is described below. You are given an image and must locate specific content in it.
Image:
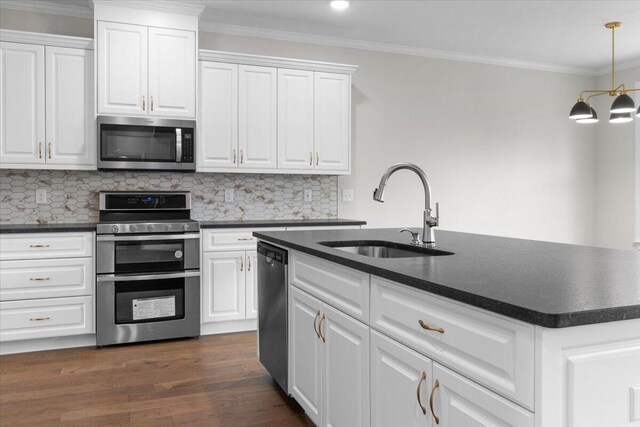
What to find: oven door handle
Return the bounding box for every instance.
[97,233,200,242]
[97,271,200,283]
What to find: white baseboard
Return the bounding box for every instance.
[0,334,96,355]
[200,319,257,335]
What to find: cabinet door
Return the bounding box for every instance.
[289,285,323,426]
[202,251,246,323]
[371,330,433,427]
[322,302,370,427]
[277,68,314,170]
[198,61,238,170]
[45,46,95,168]
[0,42,45,166]
[314,72,350,171]
[431,363,534,427]
[97,21,147,116]
[238,65,277,169]
[148,27,196,118]
[245,250,258,319]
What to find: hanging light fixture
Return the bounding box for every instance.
[569,22,638,124]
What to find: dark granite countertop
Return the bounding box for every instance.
[199,218,366,229]
[0,223,98,234]
[254,228,640,328]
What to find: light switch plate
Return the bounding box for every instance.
[224,188,234,203]
[304,189,313,202]
[342,189,354,202]
[36,188,48,204]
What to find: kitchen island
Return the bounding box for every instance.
[255,228,640,427]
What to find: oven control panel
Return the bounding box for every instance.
[96,221,199,235]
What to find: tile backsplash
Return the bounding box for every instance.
[0,170,338,224]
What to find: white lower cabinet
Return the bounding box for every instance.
[245,250,258,319]
[202,251,246,323]
[371,329,434,427]
[289,285,370,427]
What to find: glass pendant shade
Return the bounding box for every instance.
[610,94,636,113]
[577,107,598,123]
[569,101,592,119]
[609,112,633,123]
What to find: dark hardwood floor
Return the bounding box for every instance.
[0,332,313,426]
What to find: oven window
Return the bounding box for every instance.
[115,279,185,324]
[101,124,177,162]
[115,240,184,274]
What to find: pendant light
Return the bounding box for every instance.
[569,22,639,124]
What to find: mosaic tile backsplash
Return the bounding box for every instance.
[0,170,338,224]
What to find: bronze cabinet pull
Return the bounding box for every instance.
[30,277,50,281]
[429,378,440,424]
[142,96,146,111]
[38,142,42,158]
[30,244,50,248]
[237,237,253,241]
[247,256,251,272]
[233,149,237,163]
[416,371,427,415]
[316,152,319,166]
[309,152,313,166]
[48,142,52,159]
[318,314,326,342]
[240,149,244,164]
[151,96,154,111]
[30,316,51,321]
[240,257,244,271]
[418,319,445,334]
[313,309,321,338]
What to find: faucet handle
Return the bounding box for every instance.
[427,202,440,227]
[400,228,422,245]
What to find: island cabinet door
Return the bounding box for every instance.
[289,285,324,426]
[430,363,534,427]
[321,302,370,427]
[371,330,433,427]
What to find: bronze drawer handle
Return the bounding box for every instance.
[30,277,50,281]
[237,238,253,241]
[416,371,427,415]
[429,379,440,424]
[313,309,321,338]
[318,314,326,342]
[418,319,445,334]
[30,316,51,321]
[30,244,50,248]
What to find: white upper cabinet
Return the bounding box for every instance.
[238,65,277,169]
[148,27,195,118]
[1,34,95,171]
[45,46,94,167]
[277,68,315,170]
[94,1,198,120]
[314,72,350,171]
[0,42,45,166]
[198,61,238,169]
[97,21,147,116]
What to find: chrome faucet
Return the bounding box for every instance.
[373,163,440,246]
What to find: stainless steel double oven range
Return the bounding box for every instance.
[96,192,200,346]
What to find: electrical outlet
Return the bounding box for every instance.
[304,189,313,202]
[36,188,48,204]
[342,189,354,202]
[224,188,234,203]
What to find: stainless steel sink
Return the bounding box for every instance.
[319,240,454,258]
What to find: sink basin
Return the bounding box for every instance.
[319,240,454,258]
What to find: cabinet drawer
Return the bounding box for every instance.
[201,228,285,252]
[290,251,369,323]
[0,232,94,260]
[0,296,94,342]
[371,276,534,409]
[431,363,534,427]
[0,258,94,301]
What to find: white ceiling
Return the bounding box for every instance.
[3,0,640,75]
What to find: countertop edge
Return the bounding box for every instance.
[199,219,367,228]
[254,232,640,328]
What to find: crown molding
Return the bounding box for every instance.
[199,50,358,75]
[0,0,93,18]
[92,1,204,17]
[594,58,640,77]
[199,21,596,76]
[0,29,93,49]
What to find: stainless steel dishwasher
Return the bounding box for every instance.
[257,241,288,393]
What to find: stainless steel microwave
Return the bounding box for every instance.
[97,116,196,172]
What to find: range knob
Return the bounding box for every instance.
[129,224,137,233]
[111,225,120,233]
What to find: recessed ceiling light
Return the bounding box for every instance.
[330,1,350,11]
